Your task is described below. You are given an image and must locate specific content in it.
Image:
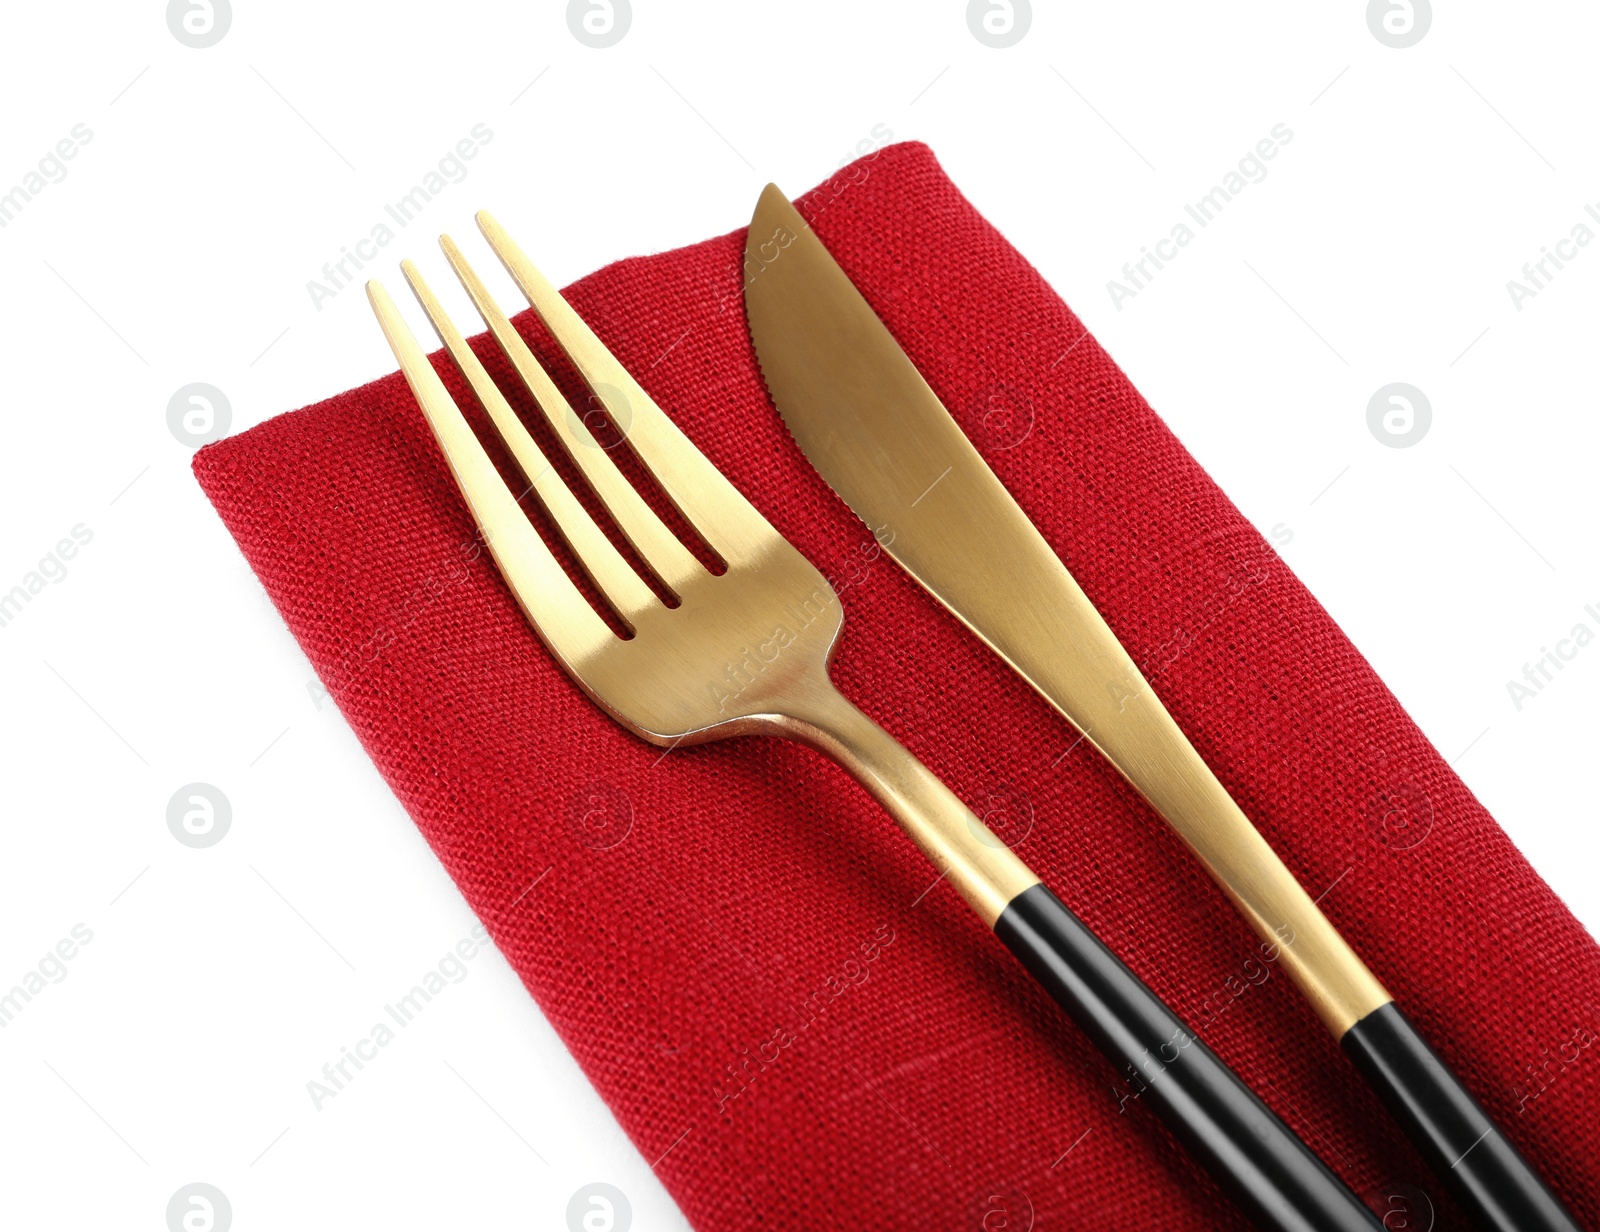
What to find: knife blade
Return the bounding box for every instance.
[743,181,1385,1035]
[742,182,1583,1232]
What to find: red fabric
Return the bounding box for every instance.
[194,143,1599,1230]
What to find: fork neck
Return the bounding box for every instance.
[771,679,1039,926]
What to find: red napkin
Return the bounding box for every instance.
[194,143,1599,1230]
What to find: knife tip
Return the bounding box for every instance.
[752,182,791,223]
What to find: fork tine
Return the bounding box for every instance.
[475,210,772,566]
[399,258,658,625]
[366,279,615,664]
[437,234,704,594]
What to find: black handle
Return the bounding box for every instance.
[995,885,1381,1232]
[1342,1003,1582,1232]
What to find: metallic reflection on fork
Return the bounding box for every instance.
[368,211,1038,924]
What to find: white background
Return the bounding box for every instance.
[1,2,1595,1229]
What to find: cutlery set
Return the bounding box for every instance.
[361,193,1582,1232]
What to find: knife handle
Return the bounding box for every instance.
[996,885,1381,1232]
[1341,1003,1582,1232]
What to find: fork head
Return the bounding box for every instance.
[367,212,843,746]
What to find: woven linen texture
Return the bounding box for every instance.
[194,142,1599,1230]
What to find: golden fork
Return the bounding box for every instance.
[364,214,1383,1232]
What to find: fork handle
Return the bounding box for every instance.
[783,684,1380,1232]
[996,884,1380,1232]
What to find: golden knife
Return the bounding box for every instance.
[742,183,1580,1232]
